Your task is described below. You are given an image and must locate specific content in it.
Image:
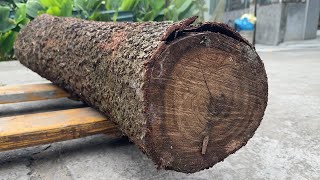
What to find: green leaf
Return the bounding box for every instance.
[38,0,72,17]
[39,0,60,8]
[0,0,12,6]
[13,0,27,4]
[146,1,164,21]
[73,0,90,18]
[74,0,109,20]
[143,11,153,21]
[18,17,30,28]
[0,6,16,32]
[163,4,179,21]
[59,0,73,16]
[112,11,118,22]
[0,31,17,60]
[177,0,193,14]
[26,0,44,18]
[105,0,120,10]
[178,2,195,19]
[73,0,86,11]
[87,0,103,12]
[14,3,27,24]
[46,6,61,16]
[89,11,111,21]
[150,0,164,11]
[119,0,135,11]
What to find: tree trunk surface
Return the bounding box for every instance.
[14,14,268,173]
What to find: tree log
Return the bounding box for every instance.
[14,14,268,173]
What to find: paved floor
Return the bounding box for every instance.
[0,47,319,180]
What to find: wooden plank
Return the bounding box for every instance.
[0,83,69,104]
[0,107,119,151]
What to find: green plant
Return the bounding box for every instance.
[111,0,205,22]
[164,0,206,22]
[37,0,73,17]
[0,2,29,61]
[74,0,112,21]
[130,0,165,22]
[25,0,44,18]
[0,0,206,61]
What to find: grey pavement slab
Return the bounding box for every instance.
[0,48,319,180]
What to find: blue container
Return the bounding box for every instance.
[234,17,254,32]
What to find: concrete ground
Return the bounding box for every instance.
[0,46,319,179]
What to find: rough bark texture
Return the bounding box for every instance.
[14,14,268,173]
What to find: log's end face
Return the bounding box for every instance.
[144,32,268,173]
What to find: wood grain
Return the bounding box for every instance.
[0,83,68,104]
[0,107,119,151]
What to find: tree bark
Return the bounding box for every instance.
[14,14,268,173]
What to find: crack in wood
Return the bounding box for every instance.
[197,56,215,155]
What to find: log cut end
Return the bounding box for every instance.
[144,29,268,173]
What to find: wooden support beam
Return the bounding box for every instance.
[0,107,120,151]
[0,83,68,104]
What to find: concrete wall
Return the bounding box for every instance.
[223,4,284,45]
[304,0,320,39]
[284,3,306,41]
[222,0,320,45]
[256,3,284,45]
